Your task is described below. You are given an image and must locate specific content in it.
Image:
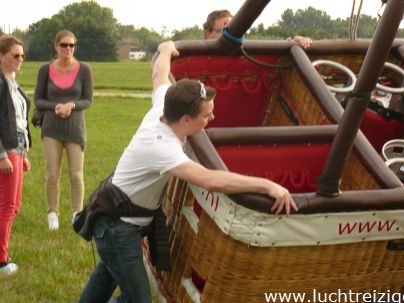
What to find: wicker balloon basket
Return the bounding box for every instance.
[142,41,404,302]
[142,176,404,303]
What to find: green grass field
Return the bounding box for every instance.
[1,60,156,302]
[16,60,153,93]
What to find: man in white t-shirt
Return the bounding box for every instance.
[78,41,297,303]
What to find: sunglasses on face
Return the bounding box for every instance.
[59,43,76,48]
[12,54,26,60]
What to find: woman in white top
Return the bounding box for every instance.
[0,35,31,276]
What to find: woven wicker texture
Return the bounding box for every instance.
[262,55,381,190]
[341,153,381,190]
[154,178,404,302]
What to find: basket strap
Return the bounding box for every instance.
[387,240,404,250]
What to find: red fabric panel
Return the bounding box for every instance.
[361,110,404,153]
[171,56,280,127]
[205,76,270,127]
[193,199,202,218]
[215,143,330,193]
[191,271,206,292]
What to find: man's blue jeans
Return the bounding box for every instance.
[78,217,152,303]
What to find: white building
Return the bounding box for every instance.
[129,47,146,60]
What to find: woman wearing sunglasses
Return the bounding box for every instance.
[34,30,93,230]
[0,35,31,275]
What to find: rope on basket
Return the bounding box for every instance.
[240,45,291,69]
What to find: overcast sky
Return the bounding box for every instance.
[1,0,394,34]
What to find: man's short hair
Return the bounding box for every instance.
[164,79,216,123]
[203,9,233,33]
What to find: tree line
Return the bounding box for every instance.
[1,2,403,62]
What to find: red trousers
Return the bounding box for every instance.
[0,153,23,263]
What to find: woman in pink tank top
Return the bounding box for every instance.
[34,30,93,231]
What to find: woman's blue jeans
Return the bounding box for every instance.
[78,217,152,303]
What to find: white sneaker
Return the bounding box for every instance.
[72,212,78,224]
[0,262,18,275]
[48,212,59,230]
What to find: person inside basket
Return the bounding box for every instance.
[203,9,313,49]
[78,40,298,303]
[0,35,31,276]
[34,30,93,231]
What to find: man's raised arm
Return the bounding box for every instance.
[152,41,179,93]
